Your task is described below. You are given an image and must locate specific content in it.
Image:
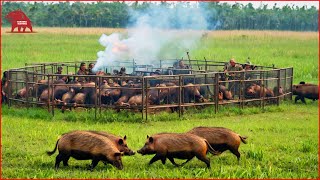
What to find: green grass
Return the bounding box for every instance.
[1,28,319,178]
[1,102,318,178]
[1,29,318,84]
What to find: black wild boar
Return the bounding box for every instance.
[187,127,247,161]
[101,82,121,105]
[46,130,123,170]
[53,80,69,101]
[87,131,135,155]
[292,82,318,103]
[81,82,96,105]
[137,133,219,167]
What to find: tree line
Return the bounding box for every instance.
[2,1,318,31]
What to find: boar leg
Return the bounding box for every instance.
[300,97,306,104]
[168,157,181,167]
[90,158,100,171]
[181,157,194,166]
[229,148,241,161]
[195,154,210,168]
[161,157,167,164]
[149,153,164,165]
[63,156,70,166]
[294,96,300,103]
[55,153,64,169]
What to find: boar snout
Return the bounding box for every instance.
[125,150,135,155]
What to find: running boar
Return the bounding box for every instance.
[137,133,219,167]
[292,82,318,103]
[87,131,135,155]
[187,127,247,161]
[46,130,123,170]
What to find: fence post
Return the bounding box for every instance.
[145,77,149,121]
[43,64,46,77]
[141,77,145,120]
[178,75,182,118]
[204,57,208,72]
[51,75,55,116]
[277,69,281,106]
[7,70,11,108]
[259,71,263,108]
[47,75,50,113]
[25,71,29,109]
[98,76,102,116]
[284,69,287,100]
[214,73,219,113]
[240,71,244,109]
[94,76,97,121]
[262,72,265,110]
[289,68,293,100]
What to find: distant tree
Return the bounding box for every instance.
[1,2,318,31]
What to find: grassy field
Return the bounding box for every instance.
[1,27,319,178]
[2,27,318,84]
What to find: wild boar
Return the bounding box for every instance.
[245,84,274,98]
[183,83,204,103]
[292,82,318,103]
[219,85,233,100]
[87,130,135,155]
[137,133,219,167]
[46,130,123,170]
[187,127,247,161]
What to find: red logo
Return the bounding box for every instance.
[5,9,33,33]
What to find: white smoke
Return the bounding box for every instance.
[92,2,212,73]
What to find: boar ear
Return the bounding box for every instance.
[149,137,154,143]
[118,139,124,145]
[123,135,127,140]
[147,135,149,139]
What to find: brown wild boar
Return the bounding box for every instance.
[137,133,220,167]
[46,130,123,170]
[188,127,247,161]
[219,85,233,100]
[292,82,318,104]
[245,84,274,98]
[87,130,135,155]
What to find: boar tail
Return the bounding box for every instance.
[205,140,221,155]
[46,138,60,156]
[239,136,248,144]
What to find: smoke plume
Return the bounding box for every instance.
[93,2,212,73]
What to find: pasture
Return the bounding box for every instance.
[1,28,319,178]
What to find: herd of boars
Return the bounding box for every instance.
[47,127,248,170]
[11,78,287,110]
